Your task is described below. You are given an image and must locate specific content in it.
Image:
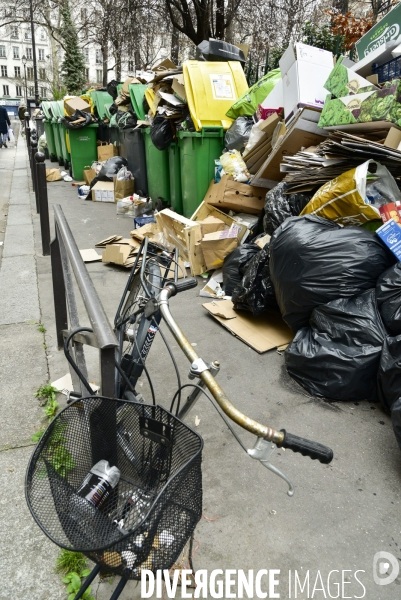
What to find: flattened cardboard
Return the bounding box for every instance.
[80,249,102,262]
[384,127,401,150]
[200,228,239,271]
[251,109,327,188]
[203,300,293,353]
[172,75,187,102]
[204,176,265,214]
[199,215,226,236]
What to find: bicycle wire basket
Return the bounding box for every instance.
[26,396,203,579]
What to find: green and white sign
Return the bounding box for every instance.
[356,4,401,59]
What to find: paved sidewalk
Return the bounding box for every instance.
[0,127,400,600]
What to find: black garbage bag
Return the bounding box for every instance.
[392,397,401,450]
[150,116,175,150]
[222,244,260,296]
[270,215,395,332]
[232,244,278,315]
[285,289,386,402]
[61,109,96,130]
[109,103,118,116]
[377,334,401,413]
[224,117,254,152]
[107,80,119,101]
[116,110,137,129]
[263,182,313,235]
[89,156,128,190]
[376,262,401,334]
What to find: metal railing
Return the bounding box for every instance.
[50,204,118,397]
[23,114,118,397]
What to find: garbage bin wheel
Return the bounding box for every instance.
[64,160,69,171]
[69,165,72,178]
[58,157,64,167]
[155,197,164,211]
[50,153,57,162]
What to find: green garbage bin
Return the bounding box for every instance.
[168,143,183,214]
[49,101,63,166]
[54,100,71,170]
[142,127,170,206]
[129,84,147,120]
[68,124,98,181]
[41,101,57,162]
[177,127,224,218]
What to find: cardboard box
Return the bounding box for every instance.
[324,56,378,98]
[101,237,140,267]
[200,226,241,270]
[356,4,401,60]
[64,97,91,116]
[155,209,204,275]
[92,181,115,203]
[203,300,293,353]
[97,143,119,162]
[204,176,266,214]
[376,218,401,260]
[279,42,333,117]
[191,202,249,241]
[252,108,327,188]
[260,79,284,110]
[199,215,226,236]
[318,80,401,129]
[379,202,401,224]
[172,75,186,102]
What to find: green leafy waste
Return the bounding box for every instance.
[56,551,94,600]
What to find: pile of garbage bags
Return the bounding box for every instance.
[219,170,401,451]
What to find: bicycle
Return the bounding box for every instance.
[26,237,333,600]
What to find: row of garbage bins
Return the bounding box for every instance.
[38,94,225,219]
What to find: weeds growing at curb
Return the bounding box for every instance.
[37,324,46,333]
[56,550,95,600]
[34,383,59,420]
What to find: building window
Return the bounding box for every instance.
[38,48,44,61]
[96,69,102,83]
[26,47,32,60]
[0,46,5,58]
[10,27,18,40]
[40,30,46,41]
[128,60,134,71]
[24,30,32,40]
[27,67,34,79]
[1,66,7,77]
[13,46,19,59]
[40,87,47,97]
[16,85,22,96]
[85,68,89,80]
[95,49,102,64]
[39,68,46,80]
[28,86,34,96]
[83,47,89,62]
[14,66,20,77]
[3,85,9,95]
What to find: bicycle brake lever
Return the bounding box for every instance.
[248,437,294,497]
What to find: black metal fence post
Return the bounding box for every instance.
[35,152,50,256]
[25,112,30,149]
[30,138,40,214]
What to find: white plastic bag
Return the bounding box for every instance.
[8,128,14,143]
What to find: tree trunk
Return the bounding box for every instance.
[225,0,235,43]
[333,0,349,13]
[102,44,108,86]
[215,0,225,39]
[171,27,179,63]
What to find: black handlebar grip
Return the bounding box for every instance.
[168,278,198,296]
[278,430,333,464]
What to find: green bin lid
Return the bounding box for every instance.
[92,91,114,119]
[41,101,52,120]
[129,84,147,120]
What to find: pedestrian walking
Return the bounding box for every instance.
[18,103,27,137]
[0,105,11,148]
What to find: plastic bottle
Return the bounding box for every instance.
[77,460,120,509]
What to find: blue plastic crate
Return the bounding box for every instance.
[372,56,401,83]
[133,215,156,229]
[376,218,401,261]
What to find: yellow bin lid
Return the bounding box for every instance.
[183,60,248,131]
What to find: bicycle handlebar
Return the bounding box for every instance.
[159,283,334,465]
[169,278,198,295]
